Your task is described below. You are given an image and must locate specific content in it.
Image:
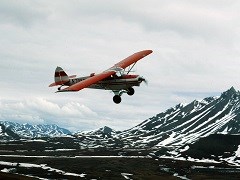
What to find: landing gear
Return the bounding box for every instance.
[112,87,135,103]
[113,95,121,104]
[127,87,135,96]
[58,85,64,91]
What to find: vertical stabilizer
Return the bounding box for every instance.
[54,66,69,85]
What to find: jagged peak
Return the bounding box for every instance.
[221,87,240,98]
[174,103,186,110]
[100,126,113,134]
[226,86,237,94]
[201,96,218,104]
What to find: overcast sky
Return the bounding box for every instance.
[1,0,240,132]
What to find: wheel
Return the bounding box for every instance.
[127,87,135,96]
[113,95,121,104]
[58,87,61,91]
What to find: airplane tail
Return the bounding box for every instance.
[49,67,69,87]
[55,66,69,84]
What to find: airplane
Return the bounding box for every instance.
[49,50,153,104]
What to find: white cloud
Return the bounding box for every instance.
[0,98,99,131]
[0,1,240,131]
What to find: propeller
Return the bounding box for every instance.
[138,76,148,85]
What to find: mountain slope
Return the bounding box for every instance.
[116,87,240,148]
[74,87,240,151]
[0,124,20,140]
[181,134,240,160]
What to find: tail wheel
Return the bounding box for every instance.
[127,87,135,96]
[58,85,64,91]
[113,95,121,104]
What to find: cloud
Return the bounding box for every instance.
[0,98,98,131]
[1,1,240,131]
[0,0,49,27]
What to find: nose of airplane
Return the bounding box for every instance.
[138,76,148,85]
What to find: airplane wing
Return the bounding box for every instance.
[57,50,153,92]
[112,49,152,70]
[57,70,115,92]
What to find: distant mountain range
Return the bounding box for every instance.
[0,121,71,139]
[1,87,240,165]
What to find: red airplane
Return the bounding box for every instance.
[49,50,153,104]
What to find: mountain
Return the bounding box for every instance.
[116,87,240,148]
[0,124,20,140]
[0,87,239,164]
[0,121,72,138]
[80,126,120,138]
[75,87,240,151]
[72,87,240,165]
[75,126,124,149]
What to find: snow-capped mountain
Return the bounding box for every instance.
[0,121,71,138]
[117,87,240,148]
[0,87,240,166]
[1,87,240,155]
[73,87,240,164]
[80,126,120,138]
[75,126,124,149]
[75,87,240,151]
[0,124,20,140]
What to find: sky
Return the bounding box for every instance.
[1,0,240,132]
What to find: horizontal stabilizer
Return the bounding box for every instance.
[69,75,77,78]
[49,80,68,87]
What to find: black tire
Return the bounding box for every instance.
[127,87,135,96]
[113,95,121,104]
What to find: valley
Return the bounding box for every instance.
[0,136,239,179]
[0,150,240,179]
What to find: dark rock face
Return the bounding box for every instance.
[182,134,240,161]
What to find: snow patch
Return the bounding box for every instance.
[1,168,16,173]
[235,145,240,157]
[0,161,86,177]
[157,132,176,146]
[121,173,133,179]
[173,173,190,180]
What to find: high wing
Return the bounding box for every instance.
[57,50,153,92]
[112,49,152,70]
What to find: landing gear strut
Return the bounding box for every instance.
[113,95,121,104]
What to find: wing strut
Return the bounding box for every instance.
[126,62,136,74]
